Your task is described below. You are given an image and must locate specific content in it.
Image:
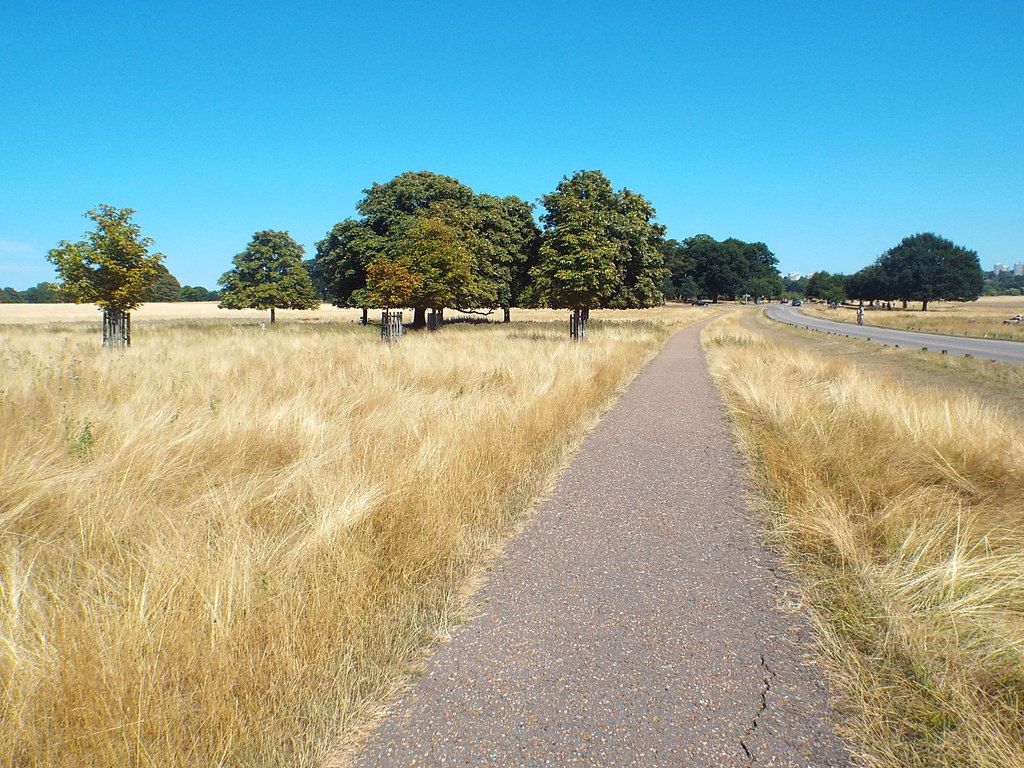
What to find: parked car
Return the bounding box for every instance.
[791,299,803,306]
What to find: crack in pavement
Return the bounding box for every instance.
[740,651,776,764]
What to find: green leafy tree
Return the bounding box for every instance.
[532,211,618,310]
[877,233,982,310]
[145,263,182,301]
[47,205,164,346]
[5,282,65,303]
[363,260,423,309]
[735,241,783,299]
[180,285,219,301]
[218,230,320,323]
[845,265,892,305]
[318,172,476,327]
[536,170,666,313]
[302,258,332,301]
[317,171,540,327]
[470,193,541,320]
[688,235,744,302]
[805,271,847,303]
[314,219,373,306]
[660,239,699,299]
[388,214,477,311]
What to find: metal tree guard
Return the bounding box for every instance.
[102,309,130,349]
[381,310,404,343]
[570,308,589,341]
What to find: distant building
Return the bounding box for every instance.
[786,272,803,281]
[994,263,1008,274]
[1015,262,1024,277]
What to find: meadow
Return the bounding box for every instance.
[705,315,1024,767]
[803,295,1024,342]
[0,304,703,767]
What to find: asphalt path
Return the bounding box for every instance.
[351,319,849,768]
[766,304,1024,364]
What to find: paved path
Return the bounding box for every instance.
[767,304,1024,364]
[354,320,850,767]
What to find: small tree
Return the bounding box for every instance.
[218,230,320,323]
[47,205,164,348]
[532,213,617,339]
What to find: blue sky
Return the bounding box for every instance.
[1,0,1022,289]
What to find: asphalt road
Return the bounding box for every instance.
[766,304,1024,364]
[350,319,849,768]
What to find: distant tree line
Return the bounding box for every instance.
[2,268,219,303]
[982,270,1024,296]
[661,235,783,302]
[802,233,984,310]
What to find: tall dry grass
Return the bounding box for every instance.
[703,316,1024,767]
[0,309,698,767]
[804,295,1024,342]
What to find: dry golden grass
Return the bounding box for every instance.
[0,307,702,767]
[803,295,1024,342]
[704,315,1024,767]
[0,301,704,327]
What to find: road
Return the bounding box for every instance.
[766,304,1024,364]
[348,318,849,768]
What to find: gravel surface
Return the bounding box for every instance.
[767,304,1024,363]
[354,319,851,767]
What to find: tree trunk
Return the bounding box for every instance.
[921,299,929,311]
[901,299,908,310]
[438,307,444,324]
[412,306,426,328]
[361,307,368,325]
[503,307,511,323]
[270,307,276,324]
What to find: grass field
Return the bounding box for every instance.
[802,295,1024,342]
[0,301,703,327]
[0,305,703,767]
[705,314,1024,767]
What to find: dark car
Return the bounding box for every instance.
[791,299,803,306]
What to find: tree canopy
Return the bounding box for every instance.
[845,233,983,309]
[47,205,164,312]
[533,170,666,310]
[671,235,782,302]
[315,171,540,325]
[805,271,848,304]
[218,230,320,322]
[145,263,182,302]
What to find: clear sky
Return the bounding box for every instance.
[1,0,1022,289]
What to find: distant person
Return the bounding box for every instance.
[857,305,865,325]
